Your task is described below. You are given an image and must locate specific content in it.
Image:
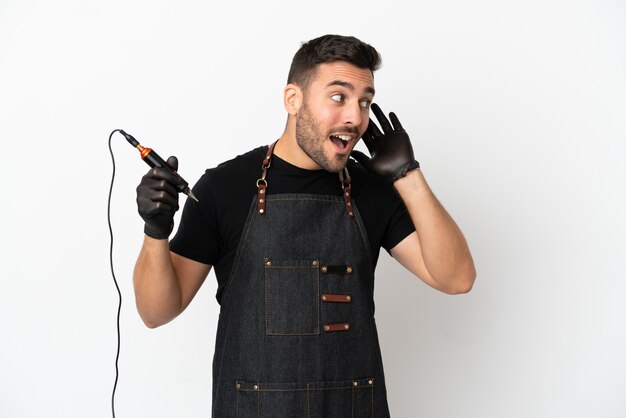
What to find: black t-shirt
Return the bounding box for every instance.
[170,145,415,303]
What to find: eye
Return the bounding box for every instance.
[331,94,344,103]
[359,100,371,109]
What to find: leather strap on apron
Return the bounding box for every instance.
[257,141,354,217]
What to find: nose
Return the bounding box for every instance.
[342,102,363,127]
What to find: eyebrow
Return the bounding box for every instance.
[326,80,376,96]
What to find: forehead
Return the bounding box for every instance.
[311,62,375,92]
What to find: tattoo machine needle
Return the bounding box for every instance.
[120,130,199,202]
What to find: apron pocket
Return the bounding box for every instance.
[236,378,375,418]
[264,258,320,335]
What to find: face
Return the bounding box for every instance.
[295,62,375,173]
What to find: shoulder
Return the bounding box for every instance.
[347,159,392,195]
[212,145,267,176]
[347,159,414,251]
[191,146,267,212]
[216,146,268,170]
[195,146,267,188]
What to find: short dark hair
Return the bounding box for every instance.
[287,34,382,90]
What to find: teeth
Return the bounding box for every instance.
[337,135,351,142]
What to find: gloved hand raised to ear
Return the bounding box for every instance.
[136,156,180,240]
[351,103,420,182]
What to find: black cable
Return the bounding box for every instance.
[108,129,123,418]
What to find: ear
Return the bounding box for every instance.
[283,83,303,115]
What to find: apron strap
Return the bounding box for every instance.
[338,168,355,218]
[256,141,277,215]
[257,141,353,219]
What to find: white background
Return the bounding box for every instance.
[1,0,625,417]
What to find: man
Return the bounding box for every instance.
[134,34,475,417]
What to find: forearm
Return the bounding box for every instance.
[394,169,476,292]
[133,236,183,328]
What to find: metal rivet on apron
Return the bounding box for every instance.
[347,202,352,206]
[353,381,358,387]
[322,295,327,301]
[321,265,328,273]
[259,209,265,214]
[344,324,350,330]
[266,260,271,267]
[259,198,264,203]
[260,189,265,194]
[349,211,354,217]
[324,325,330,331]
[345,192,350,197]
[345,296,351,302]
[236,383,241,389]
[368,379,374,385]
[312,260,318,266]
[253,384,258,390]
[346,266,353,274]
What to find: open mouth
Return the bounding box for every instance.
[329,134,352,151]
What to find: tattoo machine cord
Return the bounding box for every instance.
[107,129,199,417]
[107,129,123,418]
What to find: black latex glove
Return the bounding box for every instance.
[136,156,180,239]
[351,103,419,181]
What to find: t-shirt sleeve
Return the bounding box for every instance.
[169,171,220,265]
[381,190,415,253]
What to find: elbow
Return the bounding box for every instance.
[135,297,180,329]
[143,319,162,329]
[138,309,173,329]
[140,314,164,329]
[441,266,476,295]
[447,279,474,294]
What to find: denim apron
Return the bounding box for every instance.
[211,143,391,417]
